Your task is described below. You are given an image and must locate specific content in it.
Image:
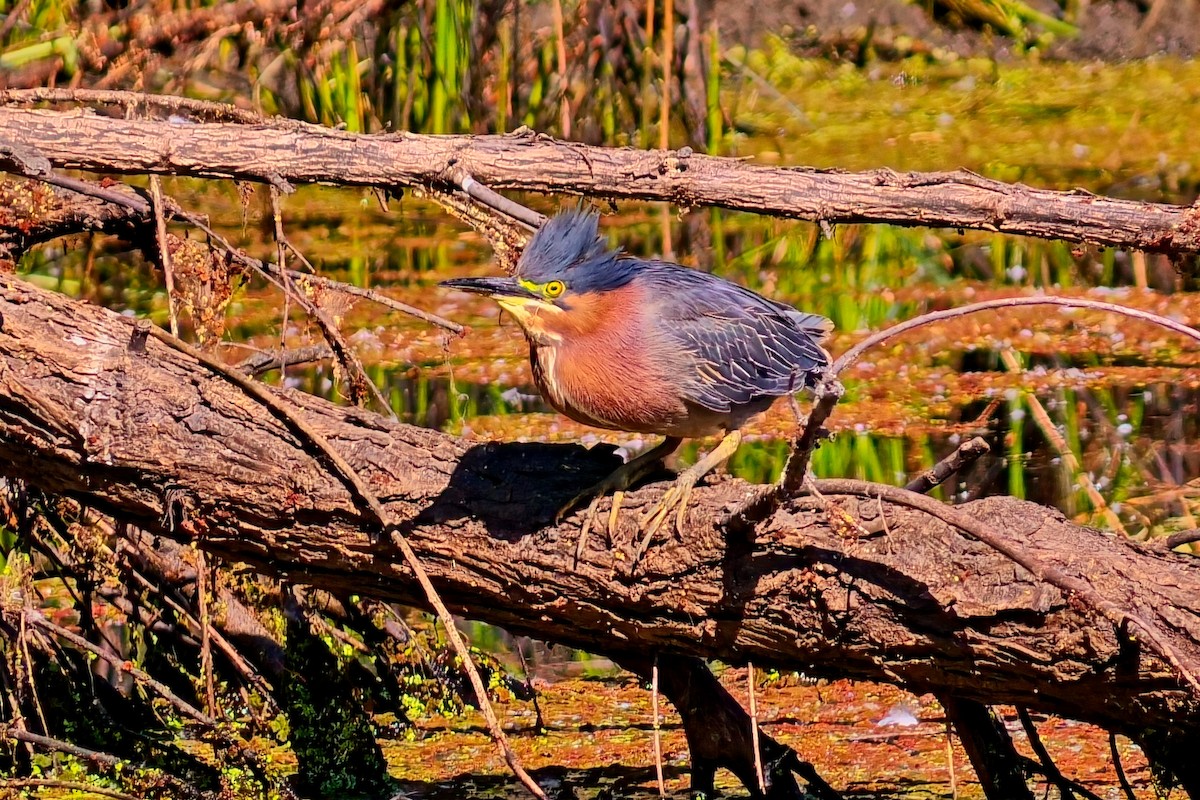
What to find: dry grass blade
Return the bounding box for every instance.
[999,349,1126,534]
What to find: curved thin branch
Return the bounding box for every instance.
[810,478,1200,697]
[829,296,1200,377]
[772,295,1200,499]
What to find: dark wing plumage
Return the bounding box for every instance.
[640,262,832,413]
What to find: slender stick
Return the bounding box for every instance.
[0,725,122,766]
[148,176,179,337]
[0,778,138,800]
[386,529,546,798]
[748,661,766,794]
[551,0,571,139]
[27,612,215,726]
[659,0,674,150]
[832,296,1200,378]
[659,0,675,259]
[196,549,216,715]
[945,718,958,800]
[652,655,666,797]
[513,639,546,732]
[1109,732,1138,800]
[0,727,200,796]
[1160,528,1200,550]
[235,344,334,376]
[454,171,543,230]
[1017,707,1106,800]
[2,156,463,334]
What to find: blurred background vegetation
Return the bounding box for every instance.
[2,0,1200,797]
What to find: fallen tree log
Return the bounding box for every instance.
[3,272,1200,788]
[2,100,1200,255]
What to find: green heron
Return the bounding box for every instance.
[442,209,831,562]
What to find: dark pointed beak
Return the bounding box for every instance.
[439,276,537,299]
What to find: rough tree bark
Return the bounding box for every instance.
[3,272,1200,787]
[2,103,1200,254]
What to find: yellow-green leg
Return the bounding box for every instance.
[557,437,683,565]
[633,429,744,566]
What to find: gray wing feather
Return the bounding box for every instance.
[642,263,831,413]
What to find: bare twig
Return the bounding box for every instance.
[0,659,33,760]
[273,269,386,413]
[945,718,958,800]
[658,0,676,259]
[513,639,546,732]
[17,611,48,739]
[0,725,122,766]
[196,549,216,715]
[0,151,464,335]
[737,295,1200,530]
[0,727,200,797]
[235,344,335,376]
[270,186,292,384]
[284,264,463,334]
[1159,528,1200,551]
[748,662,766,794]
[148,176,180,337]
[115,534,280,709]
[652,655,666,797]
[551,0,571,139]
[1109,732,1138,800]
[904,436,991,495]
[452,171,544,230]
[131,320,547,799]
[812,479,1200,697]
[830,296,1200,379]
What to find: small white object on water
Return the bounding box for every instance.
[876,704,920,728]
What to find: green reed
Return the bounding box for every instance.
[706,23,724,154]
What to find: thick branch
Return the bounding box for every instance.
[2,273,1200,748]
[2,104,1199,254]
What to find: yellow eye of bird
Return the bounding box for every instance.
[544,280,565,298]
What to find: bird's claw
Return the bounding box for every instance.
[559,469,638,566]
[632,474,698,567]
[573,490,625,566]
[558,440,681,566]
